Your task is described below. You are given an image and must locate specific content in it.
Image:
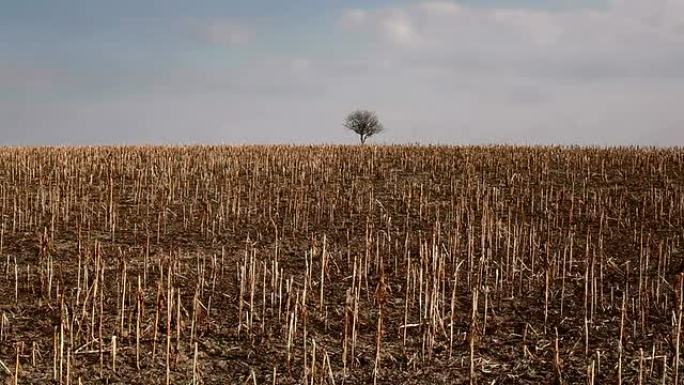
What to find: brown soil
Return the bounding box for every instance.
[0,145,682,384]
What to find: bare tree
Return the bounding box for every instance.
[343,110,384,144]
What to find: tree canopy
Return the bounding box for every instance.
[343,110,384,144]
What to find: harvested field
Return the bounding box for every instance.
[0,145,683,384]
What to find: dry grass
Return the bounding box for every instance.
[0,145,682,384]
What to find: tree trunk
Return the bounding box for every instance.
[360,135,366,145]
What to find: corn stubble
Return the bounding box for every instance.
[0,145,682,384]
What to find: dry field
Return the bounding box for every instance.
[0,145,683,384]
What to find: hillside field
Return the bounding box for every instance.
[0,145,683,384]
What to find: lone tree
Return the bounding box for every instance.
[344,110,384,144]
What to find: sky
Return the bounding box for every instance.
[1,0,683,146]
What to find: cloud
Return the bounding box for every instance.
[418,2,463,16]
[2,0,683,146]
[193,19,253,46]
[327,0,684,145]
[340,0,684,81]
[341,8,423,47]
[290,58,312,74]
[380,10,421,46]
[491,9,562,46]
[340,9,368,27]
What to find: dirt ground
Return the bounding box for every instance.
[0,145,683,384]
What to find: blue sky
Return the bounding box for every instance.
[1,0,683,145]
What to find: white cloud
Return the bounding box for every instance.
[491,9,562,46]
[381,10,420,46]
[4,1,683,146]
[418,2,463,16]
[340,9,368,27]
[195,19,253,46]
[340,0,684,80]
[327,0,684,145]
[290,58,313,78]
